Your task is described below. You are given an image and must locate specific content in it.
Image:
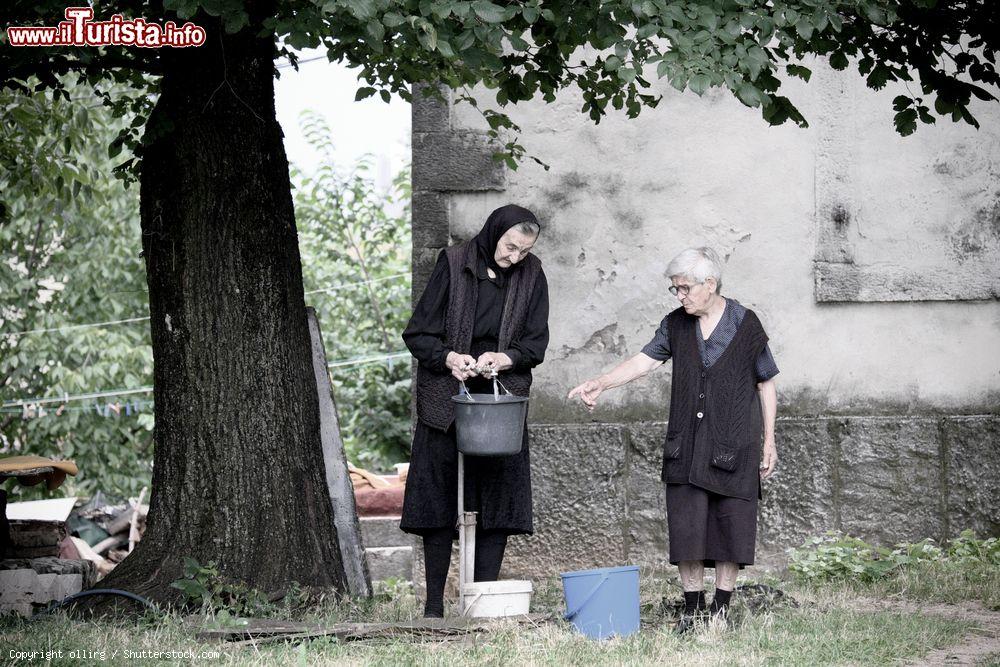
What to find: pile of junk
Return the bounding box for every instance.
[0,455,153,616]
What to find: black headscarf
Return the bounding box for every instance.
[473,204,540,283]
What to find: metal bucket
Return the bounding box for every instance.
[451,380,528,457]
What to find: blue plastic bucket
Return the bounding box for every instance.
[561,565,640,640]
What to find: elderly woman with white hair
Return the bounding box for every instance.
[568,246,779,632]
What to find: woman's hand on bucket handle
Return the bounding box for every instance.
[567,379,604,411]
[446,351,479,382]
[475,352,512,376]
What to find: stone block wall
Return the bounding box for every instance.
[410,78,1000,577]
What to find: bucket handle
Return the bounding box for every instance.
[494,377,513,396]
[563,572,610,621]
[463,592,484,616]
[458,378,514,401]
[458,381,475,401]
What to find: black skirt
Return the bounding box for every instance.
[665,483,758,568]
[400,417,533,537]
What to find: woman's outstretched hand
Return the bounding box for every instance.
[567,379,604,411]
[446,351,479,382]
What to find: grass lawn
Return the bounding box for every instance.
[1,573,987,666]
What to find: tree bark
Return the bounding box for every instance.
[99,9,347,603]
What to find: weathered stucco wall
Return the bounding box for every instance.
[410,62,1000,576]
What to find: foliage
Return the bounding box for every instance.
[294,111,413,470]
[0,82,153,500]
[1,93,412,504]
[788,529,1000,584]
[169,557,274,619]
[3,1,997,184]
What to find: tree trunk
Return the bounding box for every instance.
[99,10,347,603]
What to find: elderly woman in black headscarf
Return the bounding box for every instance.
[400,204,549,618]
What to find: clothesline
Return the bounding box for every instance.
[1,386,154,409]
[3,316,151,338]
[0,350,412,409]
[1,274,409,338]
[0,399,152,415]
[304,273,409,295]
[326,351,410,369]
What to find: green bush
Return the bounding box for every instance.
[0,83,154,500]
[293,110,412,471]
[788,530,1000,585]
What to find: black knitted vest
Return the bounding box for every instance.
[415,240,542,431]
[661,306,768,500]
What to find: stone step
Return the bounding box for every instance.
[359,516,410,549]
[0,567,84,616]
[365,546,413,582]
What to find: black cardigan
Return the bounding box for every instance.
[661,306,768,500]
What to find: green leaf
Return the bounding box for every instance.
[382,12,406,27]
[688,73,711,96]
[182,556,202,577]
[604,55,623,72]
[507,32,529,51]
[786,64,811,82]
[287,31,313,50]
[455,29,476,51]
[893,109,917,137]
[618,67,636,83]
[795,18,813,40]
[862,3,886,24]
[108,136,124,159]
[522,6,539,23]
[736,82,762,107]
[829,51,849,70]
[472,0,505,23]
[967,83,995,102]
[866,64,891,90]
[892,95,912,112]
[417,24,438,51]
[434,38,453,57]
[636,23,660,40]
[355,87,377,101]
[222,10,249,33]
[366,20,385,44]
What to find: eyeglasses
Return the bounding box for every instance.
[668,282,700,296]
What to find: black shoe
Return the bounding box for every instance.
[675,611,705,635]
[673,590,708,635]
[706,605,732,631]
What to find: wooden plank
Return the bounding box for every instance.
[305,307,372,598]
[196,614,552,643]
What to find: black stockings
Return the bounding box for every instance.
[421,527,508,617]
